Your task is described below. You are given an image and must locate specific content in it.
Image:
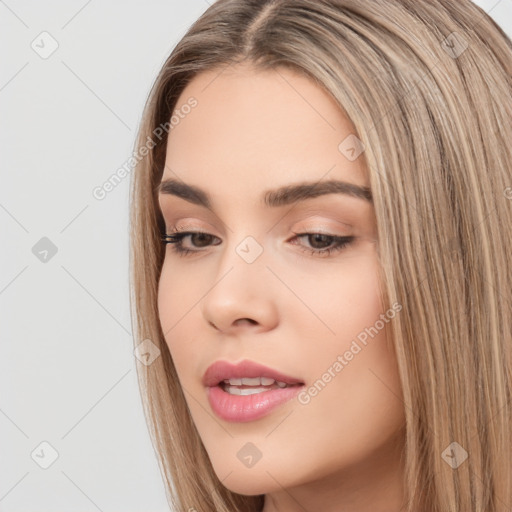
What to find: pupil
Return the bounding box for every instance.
[193,233,211,247]
[310,234,331,249]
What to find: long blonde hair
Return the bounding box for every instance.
[129,1,512,510]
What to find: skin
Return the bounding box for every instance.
[157,62,406,512]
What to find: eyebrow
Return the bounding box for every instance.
[158,178,372,208]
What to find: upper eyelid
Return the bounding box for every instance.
[163,215,354,231]
[159,206,356,227]
[164,225,351,235]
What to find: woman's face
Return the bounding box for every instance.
[157,63,406,509]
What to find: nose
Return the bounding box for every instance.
[201,245,279,335]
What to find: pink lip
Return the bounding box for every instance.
[203,359,305,423]
[202,359,303,387]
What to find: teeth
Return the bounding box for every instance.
[221,376,291,392]
[224,386,271,396]
[224,378,242,385]
[222,377,284,386]
[242,377,263,386]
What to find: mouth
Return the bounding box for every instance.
[219,376,298,395]
[202,359,305,422]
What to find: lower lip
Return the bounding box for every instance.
[207,384,304,422]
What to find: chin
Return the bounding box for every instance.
[222,480,266,496]
[212,464,281,496]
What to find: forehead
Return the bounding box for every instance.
[163,63,368,201]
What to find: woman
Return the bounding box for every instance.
[129,1,512,510]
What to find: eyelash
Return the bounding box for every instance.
[160,229,354,258]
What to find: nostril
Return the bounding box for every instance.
[235,318,257,326]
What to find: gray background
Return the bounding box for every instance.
[1,1,511,511]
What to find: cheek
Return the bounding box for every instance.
[291,250,385,354]
[156,260,198,372]
[277,252,404,467]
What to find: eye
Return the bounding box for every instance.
[161,231,220,257]
[161,229,355,258]
[290,232,355,257]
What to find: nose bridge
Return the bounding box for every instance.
[215,207,271,270]
[213,229,270,292]
[233,233,267,266]
[199,227,280,331]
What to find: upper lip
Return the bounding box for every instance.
[202,359,304,387]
